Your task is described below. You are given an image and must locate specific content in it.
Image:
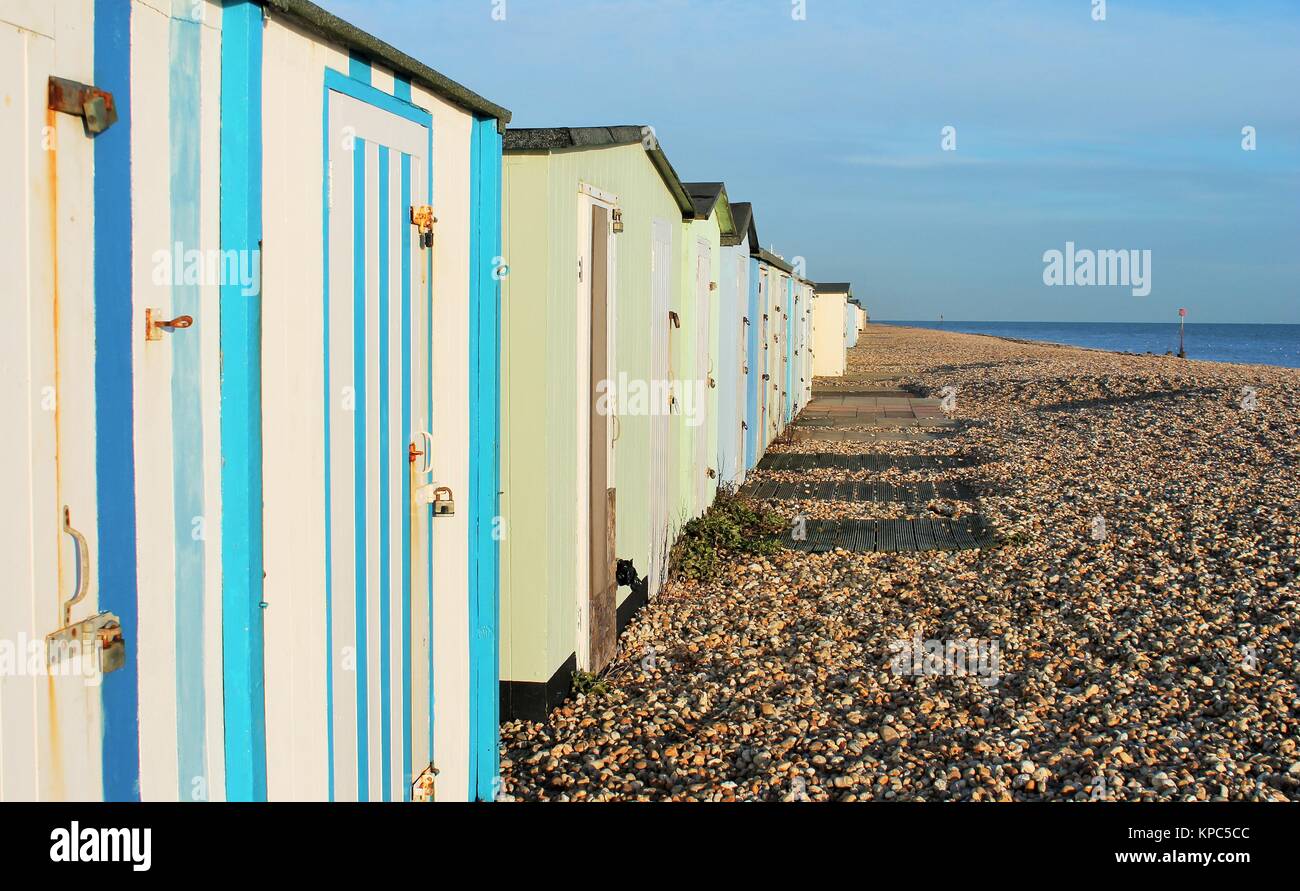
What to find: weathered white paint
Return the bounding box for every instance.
[130,1,177,802]
[260,14,348,802]
[0,0,104,802]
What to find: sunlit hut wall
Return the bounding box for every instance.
[717,201,756,488]
[813,282,852,378]
[0,0,507,804]
[499,126,695,721]
[678,183,736,523]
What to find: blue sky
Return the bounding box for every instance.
[317,0,1299,323]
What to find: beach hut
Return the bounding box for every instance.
[813,283,853,378]
[498,126,696,719]
[681,183,737,519]
[0,0,506,802]
[718,202,755,487]
[845,302,860,350]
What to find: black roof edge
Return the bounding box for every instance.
[816,282,855,298]
[503,126,696,219]
[753,247,794,275]
[722,202,752,248]
[264,0,512,131]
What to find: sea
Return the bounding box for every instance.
[879,321,1300,369]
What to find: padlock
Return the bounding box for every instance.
[430,486,455,517]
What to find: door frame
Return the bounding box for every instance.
[574,183,617,671]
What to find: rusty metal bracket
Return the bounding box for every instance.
[48,76,119,135]
[146,308,194,342]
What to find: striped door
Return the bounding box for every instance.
[323,86,432,802]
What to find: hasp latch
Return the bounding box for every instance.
[410,205,436,248]
[48,76,118,135]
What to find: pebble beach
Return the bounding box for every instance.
[498,325,1300,802]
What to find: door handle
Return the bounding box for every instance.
[409,431,435,476]
[60,506,90,627]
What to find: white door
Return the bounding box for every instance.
[734,257,747,480]
[320,88,431,801]
[0,12,103,800]
[693,240,711,512]
[648,219,671,598]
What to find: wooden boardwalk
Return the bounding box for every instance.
[754,369,999,554]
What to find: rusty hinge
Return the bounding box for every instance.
[48,77,118,135]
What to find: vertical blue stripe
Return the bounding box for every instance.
[394,75,412,102]
[219,0,267,802]
[378,146,392,802]
[468,115,502,801]
[94,0,140,802]
[321,76,336,804]
[168,7,206,800]
[400,153,413,801]
[353,139,370,801]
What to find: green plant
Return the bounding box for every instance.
[669,491,787,582]
[571,670,612,698]
[994,529,1033,548]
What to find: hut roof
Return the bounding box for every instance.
[266,0,511,129]
[682,181,738,240]
[816,282,855,298]
[723,201,757,249]
[503,126,696,219]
